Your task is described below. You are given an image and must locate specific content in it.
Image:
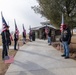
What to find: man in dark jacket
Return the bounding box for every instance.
[6,28,11,49]
[22,31,26,44]
[14,33,18,50]
[29,31,32,42]
[32,31,35,41]
[43,31,46,40]
[1,26,10,60]
[61,24,71,59]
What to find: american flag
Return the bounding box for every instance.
[23,24,26,35]
[60,13,64,32]
[14,19,19,38]
[1,12,8,32]
[45,26,49,34]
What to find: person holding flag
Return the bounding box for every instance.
[22,24,26,44]
[32,31,35,41]
[60,13,71,59]
[1,12,11,60]
[14,19,19,50]
[29,26,32,41]
[42,28,46,40]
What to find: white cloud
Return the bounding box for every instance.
[0,0,46,34]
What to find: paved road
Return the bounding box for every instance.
[5,39,76,75]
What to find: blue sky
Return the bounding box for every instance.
[0,0,46,34]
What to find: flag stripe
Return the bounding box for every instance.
[60,13,64,32]
[1,12,8,32]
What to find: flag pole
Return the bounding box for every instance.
[60,13,64,51]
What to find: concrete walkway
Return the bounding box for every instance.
[0,46,14,49]
[5,39,76,75]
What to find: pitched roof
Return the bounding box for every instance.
[31,25,56,31]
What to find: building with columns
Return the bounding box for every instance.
[30,21,60,41]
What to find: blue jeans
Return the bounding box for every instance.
[63,41,70,57]
[48,36,51,44]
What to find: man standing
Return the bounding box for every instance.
[42,31,46,40]
[14,32,18,50]
[29,30,32,42]
[1,12,11,60]
[1,26,10,60]
[22,25,26,44]
[61,24,71,59]
[22,31,26,44]
[14,19,19,50]
[32,31,35,41]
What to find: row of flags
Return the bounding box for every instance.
[1,12,64,38]
[1,12,26,38]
